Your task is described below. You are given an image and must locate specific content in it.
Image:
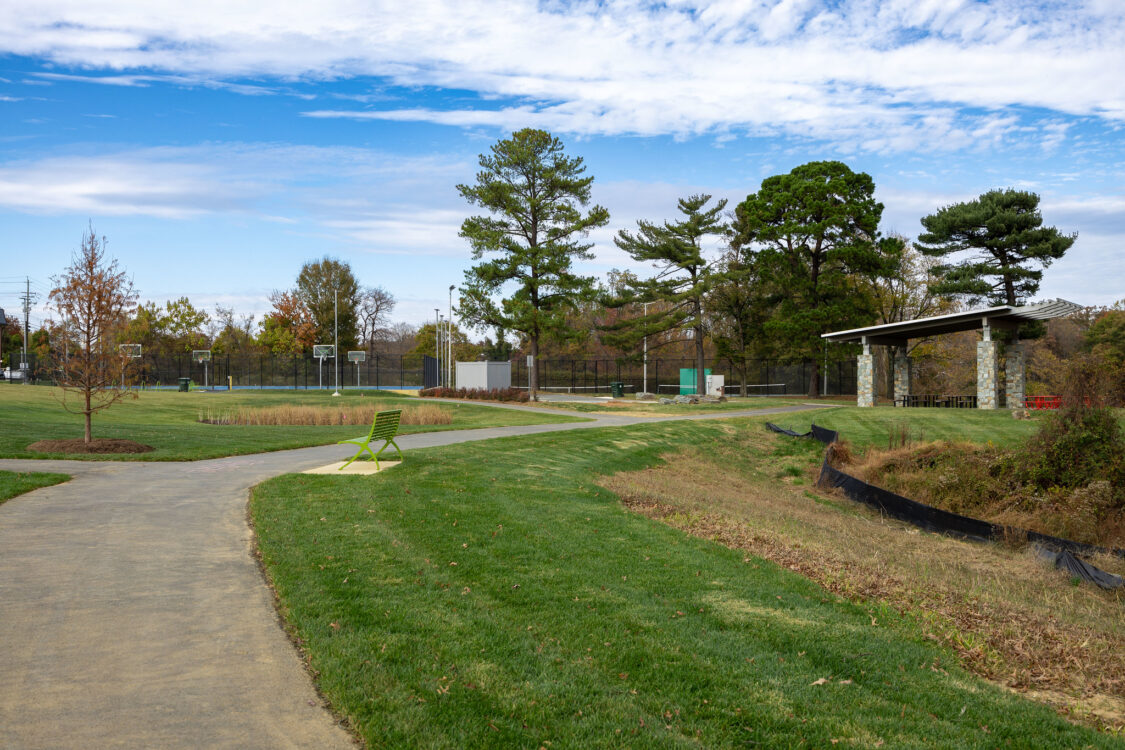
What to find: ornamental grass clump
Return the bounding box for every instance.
[199,403,451,426]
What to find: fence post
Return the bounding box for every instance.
[399,356,403,388]
[375,355,380,390]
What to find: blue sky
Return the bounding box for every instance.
[2,0,1123,332]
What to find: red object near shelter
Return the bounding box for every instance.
[1024,395,1061,410]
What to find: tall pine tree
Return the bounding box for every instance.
[733,161,896,397]
[457,129,609,399]
[916,188,1075,307]
[605,194,727,396]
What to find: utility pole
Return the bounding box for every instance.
[19,276,36,374]
[332,289,341,396]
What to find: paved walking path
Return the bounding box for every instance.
[0,402,823,748]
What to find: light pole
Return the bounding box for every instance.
[434,308,441,387]
[448,285,454,388]
[332,290,341,396]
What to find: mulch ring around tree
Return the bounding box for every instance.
[28,438,155,455]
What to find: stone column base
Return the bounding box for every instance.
[977,340,998,409]
[893,351,911,404]
[857,353,875,408]
[1005,343,1025,409]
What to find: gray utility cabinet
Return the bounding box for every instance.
[454,361,511,390]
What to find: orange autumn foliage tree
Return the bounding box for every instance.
[258,290,316,354]
[48,225,139,443]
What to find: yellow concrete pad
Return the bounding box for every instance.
[302,461,401,475]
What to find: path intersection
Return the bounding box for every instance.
[0,402,822,748]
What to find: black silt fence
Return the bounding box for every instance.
[766,422,1124,589]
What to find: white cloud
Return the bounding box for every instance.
[0,144,473,219]
[0,1,1121,150]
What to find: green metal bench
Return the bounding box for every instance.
[338,409,403,470]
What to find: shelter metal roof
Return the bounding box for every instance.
[821,299,1084,346]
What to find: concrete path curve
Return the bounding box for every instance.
[0,402,824,749]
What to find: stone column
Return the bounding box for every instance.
[977,324,998,409]
[1005,342,1025,409]
[857,338,875,408]
[893,349,911,404]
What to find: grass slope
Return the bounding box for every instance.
[251,415,1114,748]
[0,386,585,461]
[601,419,1125,731]
[0,470,70,505]
[768,405,1044,450]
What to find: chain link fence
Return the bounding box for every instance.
[6,350,857,395]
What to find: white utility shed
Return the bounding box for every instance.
[455,361,512,390]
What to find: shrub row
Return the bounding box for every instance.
[419,386,529,403]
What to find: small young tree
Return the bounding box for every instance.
[48,225,139,443]
[607,194,728,396]
[458,128,609,400]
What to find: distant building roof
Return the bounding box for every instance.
[821,299,1084,346]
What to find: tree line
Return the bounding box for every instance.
[5,129,1107,405]
[457,128,1078,398]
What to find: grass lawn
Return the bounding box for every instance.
[604,411,1125,733]
[251,412,1117,748]
[0,385,587,461]
[766,404,1046,450]
[534,396,811,416]
[0,470,70,505]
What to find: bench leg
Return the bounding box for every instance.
[340,443,380,470]
[374,438,404,463]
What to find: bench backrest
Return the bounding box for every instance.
[368,409,402,440]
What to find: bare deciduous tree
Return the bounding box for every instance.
[49,225,139,443]
[357,286,395,353]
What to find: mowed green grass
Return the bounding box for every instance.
[250,414,1114,749]
[768,404,1047,450]
[0,386,586,461]
[536,396,809,415]
[0,470,70,505]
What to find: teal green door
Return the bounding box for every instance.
[678,368,710,395]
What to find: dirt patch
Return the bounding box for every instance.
[28,438,155,454]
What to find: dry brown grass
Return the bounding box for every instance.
[199,403,451,426]
[600,425,1125,733]
[848,441,1125,549]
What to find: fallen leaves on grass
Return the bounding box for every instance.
[604,445,1125,732]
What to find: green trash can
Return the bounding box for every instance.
[178,377,191,392]
[610,381,624,398]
